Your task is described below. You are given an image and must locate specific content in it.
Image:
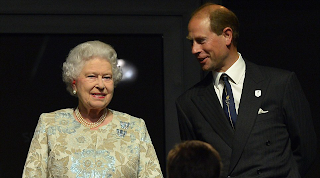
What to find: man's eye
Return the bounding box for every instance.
[197,39,205,44]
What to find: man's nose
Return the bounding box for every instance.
[191,42,201,54]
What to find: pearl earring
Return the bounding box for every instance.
[73,90,77,95]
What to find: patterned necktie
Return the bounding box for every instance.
[221,74,237,129]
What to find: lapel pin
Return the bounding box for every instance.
[255,90,261,97]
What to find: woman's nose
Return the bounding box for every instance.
[95,77,105,89]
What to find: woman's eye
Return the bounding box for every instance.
[103,76,112,80]
[86,75,96,81]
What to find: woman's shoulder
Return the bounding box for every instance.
[110,109,145,125]
[38,108,80,133]
[40,108,73,117]
[39,108,74,123]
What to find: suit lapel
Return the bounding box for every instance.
[191,74,235,148]
[228,61,270,173]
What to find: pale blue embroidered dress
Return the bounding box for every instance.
[22,108,163,178]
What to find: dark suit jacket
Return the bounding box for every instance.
[176,60,317,178]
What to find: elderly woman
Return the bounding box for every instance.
[22,41,163,177]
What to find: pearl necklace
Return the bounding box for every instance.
[75,107,107,129]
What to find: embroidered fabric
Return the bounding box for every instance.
[22,108,163,178]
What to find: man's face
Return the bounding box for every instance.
[187,17,229,72]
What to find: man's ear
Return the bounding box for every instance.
[222,27,233,46]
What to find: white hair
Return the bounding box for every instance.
[62,40,122,96]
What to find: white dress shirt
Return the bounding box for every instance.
[213,53,246,114]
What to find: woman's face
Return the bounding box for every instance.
[73,57,114,111]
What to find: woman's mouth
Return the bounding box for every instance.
[91,93,106,98]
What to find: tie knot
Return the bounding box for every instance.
[221,74,229,82]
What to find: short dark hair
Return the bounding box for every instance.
[167,140,222,178]
[192,3,240,47]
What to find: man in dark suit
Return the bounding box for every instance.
[176,3,317,178]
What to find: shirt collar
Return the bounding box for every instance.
[213,52,245,86]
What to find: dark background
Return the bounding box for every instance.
[0,0,319,177]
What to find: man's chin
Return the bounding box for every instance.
[200,64,212,72]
